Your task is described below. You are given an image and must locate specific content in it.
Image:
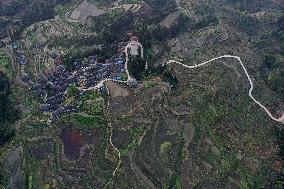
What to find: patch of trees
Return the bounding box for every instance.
[261,55,284,99]
[61,48,94,71]
[67,84,79,97]
[135,24,170,49]
[162,70,178,89]
[147,64,179,89]
[128,56,146,80]
[237,13,260,35]
[61,50,85,71]
[193,5,219,31]
[169,13,191,37]
[193,16,219,31]
[0,72,20,146]
[99,13,134,43]
[91,12,135,57]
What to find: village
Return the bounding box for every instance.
[12,35,144,122]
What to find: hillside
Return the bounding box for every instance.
[0,0,284,188]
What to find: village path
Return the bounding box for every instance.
[103,122,121,189]
[167,55,284,125]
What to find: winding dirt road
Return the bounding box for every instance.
[167,55,284,125]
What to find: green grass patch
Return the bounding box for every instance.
[0,49,13,78]
[9,85,39,113]
[0,49,11,66]
[26,175,32,189]
[74,114,105,128]
[143,82,158,89]
[160,141,172,160]
[119,126,145,156]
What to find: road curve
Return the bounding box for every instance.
[80,78,128,92]
[167,55,284,125]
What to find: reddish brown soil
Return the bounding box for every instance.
[62,129,82,161]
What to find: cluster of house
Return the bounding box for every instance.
[73,55,126,89]
[22,54,127,121]
[15,50,27,65]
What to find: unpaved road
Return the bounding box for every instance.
[167,55,284,125]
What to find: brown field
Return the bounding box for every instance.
[61,128,82,161]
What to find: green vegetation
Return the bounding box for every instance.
[143,82,158,89]
[67,84,79,97]
[10,85,39,112]
[160,141,172,160]
[0,49,11,67]
[264,55,278,70]
[0,49,13,77]
[79,91,104,115]
[74,114,105,129]
[79,102,103,116]
[128,56,146,80]
[26,175,32,189]
[193,4,219,30]
[1,0,284,188]
[236,11,260,35]
[61,49,88,71]
[162,70,178,89]
[0,72,20,145]
[120,126,145,156]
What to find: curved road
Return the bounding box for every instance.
[167,55,284,125]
